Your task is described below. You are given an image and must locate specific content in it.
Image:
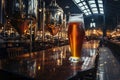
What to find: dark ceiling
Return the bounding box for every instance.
[44,0,120,29]
[0,0,120,29]
[104,0,120,29]
[44,0,81,14]
[105,0,120,16]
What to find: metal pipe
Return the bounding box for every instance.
[30,20,33,53]
[42,1,45,42]
[0,0,4,24]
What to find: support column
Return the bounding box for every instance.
[103,15,106,37]
[102,0,106,37]
[42,1,45,42]
[0,0,5,24]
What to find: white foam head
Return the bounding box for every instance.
[69,14,84,23]
[69,57,81,63]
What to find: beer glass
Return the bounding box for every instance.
[68,14,85,63]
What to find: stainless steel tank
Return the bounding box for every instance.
[46,0,63,36]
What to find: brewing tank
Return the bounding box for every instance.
[46,0,64,36]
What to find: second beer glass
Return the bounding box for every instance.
[68,14,85,63]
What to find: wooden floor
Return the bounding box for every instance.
[97,47,120,80]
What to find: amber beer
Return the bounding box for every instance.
[68,14,85,62]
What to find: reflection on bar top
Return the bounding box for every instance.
[0,40,99,80]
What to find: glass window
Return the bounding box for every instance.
[92,8,97,11]
[80,0,84,2]
[88,12,91,14]
[100,10,103,13]
[100,11,104,14]
[75,0,80,3]
[89,0,95,4]
[91,4,96,8]
[92,23,96,27]
[83,10,88,13]
[90,22,96,27]
[99,4,103,7]
[81,6,85,10]
[84,5,88,9]
[86,8,91,12]
[98,0,103,4]
[87,10,90,12]
[85,12,89,15]
[78,3,83,7]
[82,2,86,5]
[92,10,98,13]
[73,0,104,15]
[90,23,93,27]
[99,8,103,11]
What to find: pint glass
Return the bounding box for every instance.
[68,14,85,62]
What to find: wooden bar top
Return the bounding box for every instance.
[0,40,99,80]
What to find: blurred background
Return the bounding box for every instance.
[0,0,120,52]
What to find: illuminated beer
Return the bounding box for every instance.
[47,24,60,36]
[68,14,85,62]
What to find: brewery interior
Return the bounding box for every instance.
[0,0,120,80]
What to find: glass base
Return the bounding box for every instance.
[69,57,81,63]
